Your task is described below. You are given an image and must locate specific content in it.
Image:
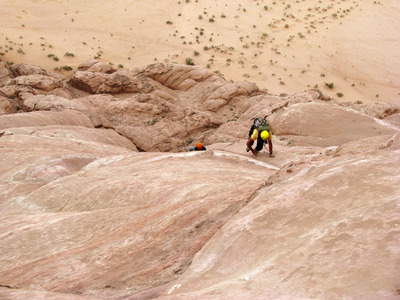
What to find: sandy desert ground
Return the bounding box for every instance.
[0,0,399,104]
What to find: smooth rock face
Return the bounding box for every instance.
[0,110,94,130]
[0,61,399,300]
[0,151,277,299]
[268,102,399,147]
[161,143,400,299]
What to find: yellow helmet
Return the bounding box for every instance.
[260,130,269,140]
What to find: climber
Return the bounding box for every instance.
[189,142,206,151]
[195,142,206,151]
[246,118,274,157]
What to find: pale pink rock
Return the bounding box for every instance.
[10,63,48,77]
[68,71,108,93]
[0,60,399,300]
[14,74,62,91]
[77,59,117,74]
[0,58,12,85]
[0,110,93,130]
[0,95,16,114]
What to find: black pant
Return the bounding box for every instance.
[249,137,266,151]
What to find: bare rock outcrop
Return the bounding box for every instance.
[10,63,48,77]
[0,57,12,86]
[0,95,17,114]
[202,81,258,112]
[13,74,62,91]
[140,62,224,91]
[0,110,93,130]
[73,94,221,151]
[268,102,398,147]
[0,150,277,299]
[0,60,399,300]
[161,146,400,299]
[77,59,117,74]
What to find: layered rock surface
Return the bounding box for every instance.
[0,58,399,299]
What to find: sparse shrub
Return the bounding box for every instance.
[185,57,194,65]
[325,82,334,89]
[53,56,59,61]
[61,65,73,71]
[194,51,200,56]
[146,118,158,126]
[356,100,363,104]
[209,18,215,22]
[64,52,75,57]
[118,64,123,68]
[337,92,344,97]
[166,20,173,24]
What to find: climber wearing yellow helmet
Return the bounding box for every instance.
[246,117,274,157]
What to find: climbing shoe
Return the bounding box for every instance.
[246,147,250,152]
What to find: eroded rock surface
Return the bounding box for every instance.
[0,60,399,300]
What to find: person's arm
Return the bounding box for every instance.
[247,138,258,156]
[268,139,274,157]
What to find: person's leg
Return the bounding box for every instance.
[255,138,264,151]
[246,139,255,152]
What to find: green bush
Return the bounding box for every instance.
[185,57,194,65]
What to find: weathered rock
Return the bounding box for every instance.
[0,95,17,114]
[96,70,155,94]
[161,147,400,299]
[14,74,62,91]
[268,102,398,147]
[341,101,400,119]
[4,125,137,151]
[202,81,258,112]
[23,94,86,112]
[0,151,277,299]
[0,58,13,85]
[0,287,96,300]
[68,71,109,93]
[140,63,224,91]
[0,127,134,207]
[327,132,400,156]
[10,63,48,77]
[77,59,117,74]
[0,110,93,130]
[0,61,399,300]
[384,113,400,128]
[73,94,221,151]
